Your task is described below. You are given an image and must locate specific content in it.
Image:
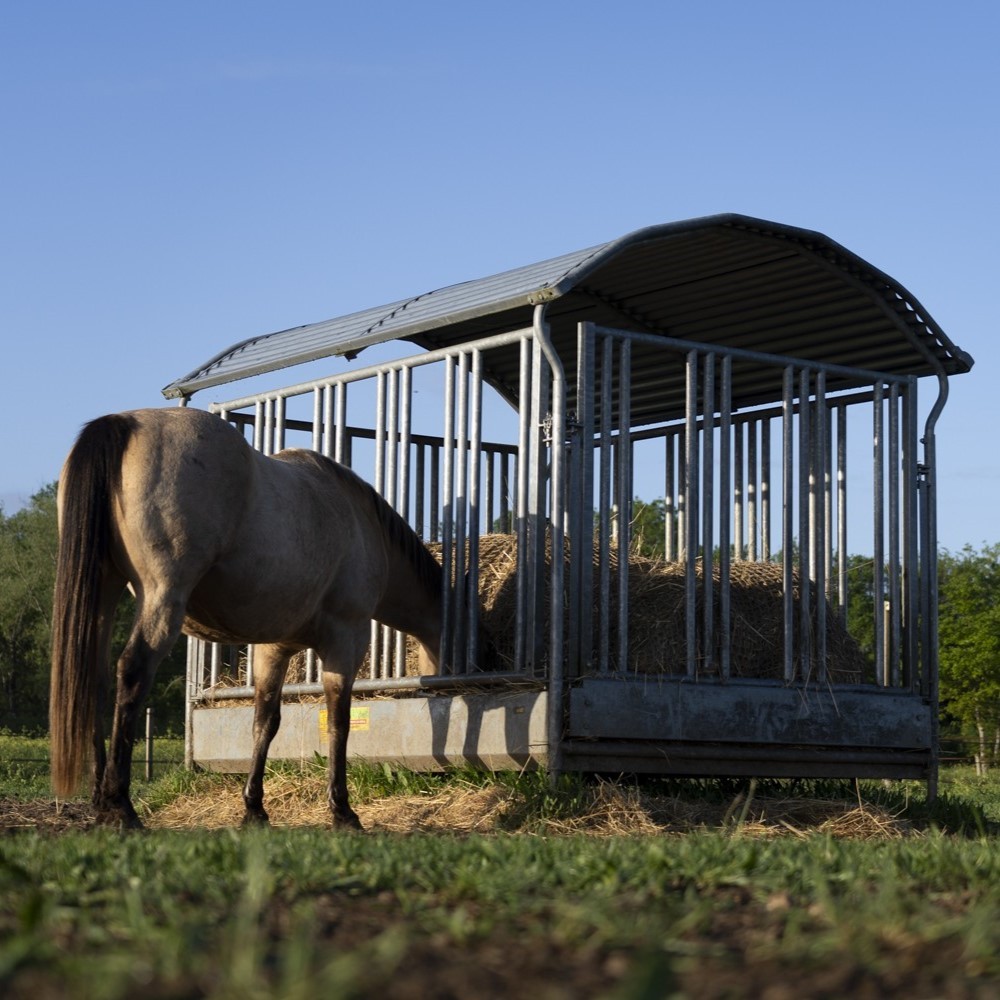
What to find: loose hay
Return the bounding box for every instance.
[141,776,910,840]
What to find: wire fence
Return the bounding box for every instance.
[3,709,183,784]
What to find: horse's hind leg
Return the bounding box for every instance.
[96,588,186,828]
[91,573,125,806]
[242,644,293,826]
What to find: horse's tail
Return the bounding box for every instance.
[50,413,135,797]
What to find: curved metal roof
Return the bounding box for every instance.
[162,213,973,413]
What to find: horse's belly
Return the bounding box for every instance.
[182,616,250,645]
[182,593,314,646]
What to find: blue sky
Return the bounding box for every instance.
[2,1,997,553]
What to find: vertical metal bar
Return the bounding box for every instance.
[701,352,715,674]
[396,366,413,676]
[375,371,387,497]
[415,444,426,539]
[733,420,744,562]
[467,350,483,670]
[399,368,412,511]
[184,639,197,769]
[334,382,347,464]
[823,398,833,603]
[918,445,930,697]
[814,371,827,683]
[575,323,596,675]
[798,369,812,683]
[209,642,221,688]
[684,349,699,678]
[265,398,276,456]
[527,337,548,674]
[374,372,389,679]
[430,445,440,543]
[747,419,758,562]
[598,335,613,671]
[515,335,532,674]
[144,707,153,781]
[441,359,456,674]
[610,438,618,550]
[453,351,469,673]
[253,400,264,452]
[616,339,632,674]
[533,303,568,781]
[782,366,795,683]
[873,381,885,686]
[385,368,398,511]
[455,355,471,663]
[837,404,848,613]
[921,368,948,785]
[274,395,286,452]
[485,450,495,536]
[903,381,919,689]
[312,387,322,452]
[323,383,335,458]
[500,453,511,534]
[368,621,380,680]
[760,418,771,562]
[719,356,732,679]
[888,382,901,687]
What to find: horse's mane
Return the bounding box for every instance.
[302,452,443,593]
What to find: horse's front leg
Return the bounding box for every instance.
[320,666,363,830]
[242,644,293,826]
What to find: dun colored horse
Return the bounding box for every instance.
[50,407,457,829]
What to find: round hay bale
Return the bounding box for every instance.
[440,533,868,683]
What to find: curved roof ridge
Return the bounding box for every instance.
[162,214,972,401]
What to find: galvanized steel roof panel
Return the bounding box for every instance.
[162,214,973,420]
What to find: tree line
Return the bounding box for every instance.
[2,488,998,770]
[0,485,186,734]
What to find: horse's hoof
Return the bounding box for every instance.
[332,810,363,832]
[95,808,145,831]
[241,810,271,828]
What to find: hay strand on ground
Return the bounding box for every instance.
[141,774,910,840]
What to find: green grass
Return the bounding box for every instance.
[0,733,186,800]
[4,822,1000,997]
[5,747,1000,995]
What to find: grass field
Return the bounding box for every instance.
[3,736,1000,998]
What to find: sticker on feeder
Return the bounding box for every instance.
[318,707,370,738]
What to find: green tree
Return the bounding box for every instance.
[0,486,59,729]
[937,543,1000,773]
[629,497,667,559]
[0,485,187,734]
[842,553,878,664]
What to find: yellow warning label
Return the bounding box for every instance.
[318,707,370,739]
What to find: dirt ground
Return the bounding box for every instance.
[2,791,994,998]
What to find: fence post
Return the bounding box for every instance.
[145,707,153,782]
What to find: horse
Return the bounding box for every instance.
[50,406,480,830]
